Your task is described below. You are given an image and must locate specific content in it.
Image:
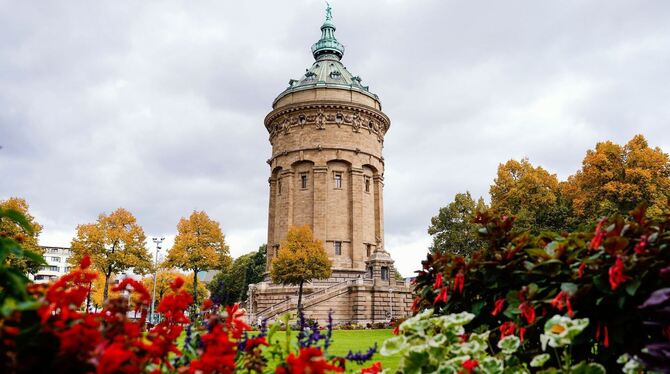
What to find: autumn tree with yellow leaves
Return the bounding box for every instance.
[270,225,332,312]
[69,208,152,301]
[142,270,208,312]
[0,198,44,274]
[164,211,230,307]
[563,134,670,220]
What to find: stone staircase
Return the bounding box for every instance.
[253,278,370,322]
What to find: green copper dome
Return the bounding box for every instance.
[273,4,379,106]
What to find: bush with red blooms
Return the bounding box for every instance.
[412,205,670,370]
[0,210,381,373]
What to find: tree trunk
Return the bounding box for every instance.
[297,280,304,314]
[193,269,198,308]
[103,267,112,301]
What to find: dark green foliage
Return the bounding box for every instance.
[413,205,670,370]
[208,244,266,305]
[428,192,487,256]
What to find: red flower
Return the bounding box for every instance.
[433,287,448,305]
[453,271,465,294]
[361,361,382,374]
[202,299,214,310]
[433,272,443,290]
[608,256,630,290]
[566,295,574,318]
[462,359,479,373]
[634,235,648,254]
[577,262,586,278]
[170,277,185,291]
[80,255,92,269]
[550,291,565,310]
[589,218,606,250]
[596,323,610,348]
[491,298,505,316]
[499,321,515,338]
[410,297,421,313]
[519,326,526,343]
[277,347,344,374]
[518,302,536,324]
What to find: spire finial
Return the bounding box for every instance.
[325,2,333,21]
[311,2,345,60]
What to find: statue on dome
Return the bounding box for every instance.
[325,2,333,21]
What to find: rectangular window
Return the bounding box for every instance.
[51,256,60,262]
[334,173,342,189]
[365,177,371,192]
[273,244,280,256]
[334,241,342,255]
[43,265,59,272]
[366,244,372,257]
[278,180,282,195]
[49,248,59,253]
[300,173,308,189]
[381,266,389,281]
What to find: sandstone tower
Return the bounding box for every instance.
[249,5,411,325]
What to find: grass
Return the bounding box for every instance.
[264,329,399,372]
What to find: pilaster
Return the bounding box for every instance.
[350,167,364,269]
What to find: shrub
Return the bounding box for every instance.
[411,205,670,370]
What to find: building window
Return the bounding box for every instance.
[272,244,280,257]
[334,173,342,189]
[51,256,60,262]
[35,275,46,281]
[64,266,72,272]
[381,266,389,280]
[300,173,308,189]
[365,177,371,192]
[49,248,59,253]
[278,180,282,195]
[334,241,342,255]
[367,267,373,279]
[44,265,59,272]
[366,244,372,257]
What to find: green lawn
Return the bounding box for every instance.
[264,329,399,372]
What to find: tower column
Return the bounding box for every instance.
[266,177,277,270]
[312,165,328,241]
[350,167,364,268]
[373,175,384,251]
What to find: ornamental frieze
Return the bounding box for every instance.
[266,105,390,141]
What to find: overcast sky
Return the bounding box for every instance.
[1,0,669,276]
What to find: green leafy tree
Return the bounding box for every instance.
[69,208,152,301]
[164,211,231,308]
[563,134,670,221]
[209,245,266,305]
[428,192,487,256]
[270,226,331,312]
[0,198,44,274]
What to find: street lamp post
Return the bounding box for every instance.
[150,237,164,325]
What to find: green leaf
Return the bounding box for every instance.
[0,208,34,234]
[525,248,550,259]
[625,278,641,296]
[560,282,578,295]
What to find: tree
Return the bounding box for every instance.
[141,270,182,311]
[489,158,567,233]
[0,197,44,274]
[563,134,670,221]
[270,226,332,312]
[142,271,208,311]
[69,208,152,301]
[427,192,487,256]
[209,244,267,305]
[164,211,231,308]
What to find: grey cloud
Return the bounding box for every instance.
[1,0,669,275]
